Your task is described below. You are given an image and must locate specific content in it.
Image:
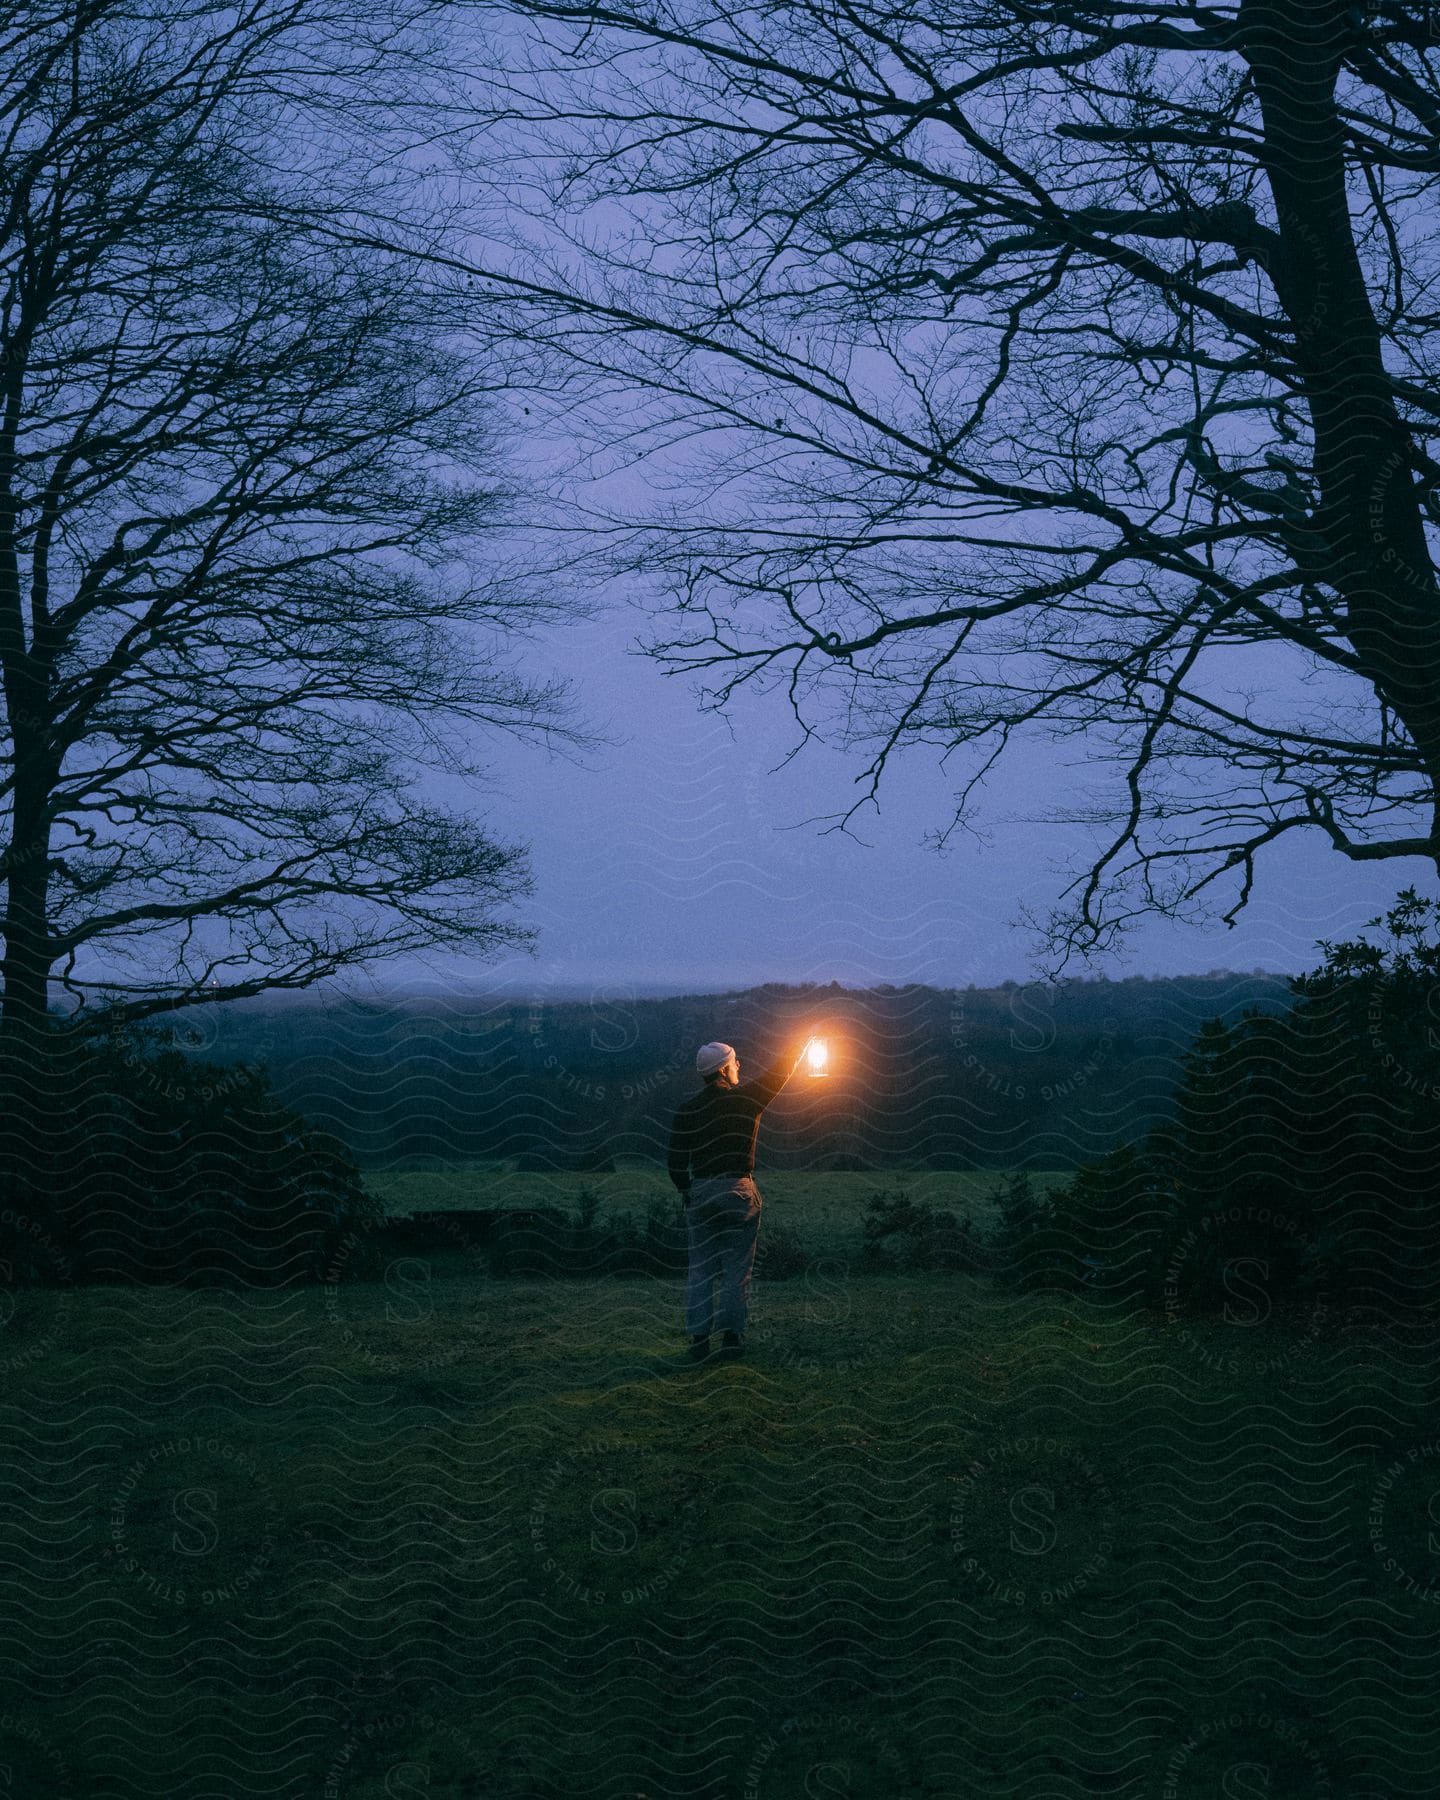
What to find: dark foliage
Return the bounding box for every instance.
[861,1189,985,1274]
[753,1221,812,1280]
[0,1029,374,1288]
[1002,893,1440,1318]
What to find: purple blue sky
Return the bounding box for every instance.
[411,590,1423,999]
[363,35,1440,1003]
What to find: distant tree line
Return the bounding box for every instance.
[195,970,1294,1172]
[5,908,1439,1323]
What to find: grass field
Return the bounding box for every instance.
[364,1167,1072,1254]
[1,1235,1435,1798]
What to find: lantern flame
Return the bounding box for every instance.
[806,1037,829,1077]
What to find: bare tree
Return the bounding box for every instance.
[455,0,1440,957]
[0,0,576,1040]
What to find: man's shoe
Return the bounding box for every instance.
[719,1331,745,1360]
[687,1335,711,1363]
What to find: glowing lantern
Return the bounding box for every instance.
[806,1037,829,1078]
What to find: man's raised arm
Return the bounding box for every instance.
[738,1043,809,1109]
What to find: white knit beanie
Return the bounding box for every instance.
[695,1041,735,1076]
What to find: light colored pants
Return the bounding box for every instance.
[685,1175,761,1338]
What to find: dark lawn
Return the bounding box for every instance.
[0,1261,1435,1797]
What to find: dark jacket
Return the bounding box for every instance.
[667,1057,797,1196]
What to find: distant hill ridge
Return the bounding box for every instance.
[197,971,1295,1171]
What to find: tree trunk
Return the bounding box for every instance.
[1244,0,1440,853]
[0,807,51,1039]
[0,425,52,1041]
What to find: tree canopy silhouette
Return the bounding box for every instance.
[0,0,575,1039]
[457,0,1440,956]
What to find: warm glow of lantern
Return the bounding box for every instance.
[806,1036,829,1077]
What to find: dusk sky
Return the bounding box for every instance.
[387,37,1440,1006]
[433,584,1421,998]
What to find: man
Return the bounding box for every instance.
[667,1037,809,1363]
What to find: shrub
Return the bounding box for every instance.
[988,1171,1062,1290]
[861,1188,984,1273]
[0,1025,372,1287]
[755,1221,812,1279]
[996,891,1440,1317]
[483,1206,581,1276]
[477,1195,689,1277]
[574,1186,602,1235]
[1016,1148,1165,1301]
